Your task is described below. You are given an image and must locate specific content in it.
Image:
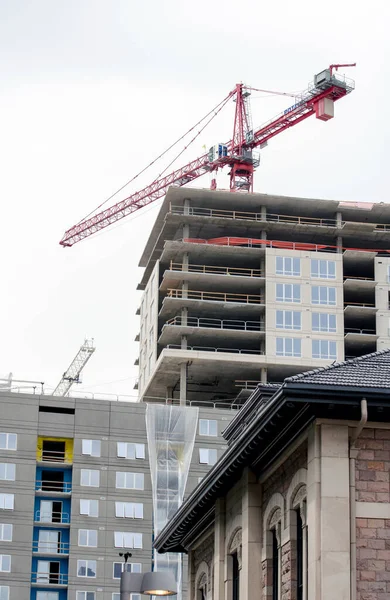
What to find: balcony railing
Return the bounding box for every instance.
[35,510,70,524]
[344,302,376,308]
[169,260,263,278]
[344,328,376,335]
[164,316,264,331]
[235,380,262,389]
[35,480,72,494]
[31,572,68,585]
[32,540,70,554]
[166,344,264,355]
[343,276,375,281]
[166,288,264,304]
[39,449,72,464]
[170,205,342,228]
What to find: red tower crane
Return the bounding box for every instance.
[60,64,355,247]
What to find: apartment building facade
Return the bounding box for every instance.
[0,391,233,600]
[136,186,390,404]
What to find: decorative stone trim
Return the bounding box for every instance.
[227,526,242,569]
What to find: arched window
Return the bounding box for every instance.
[227,528,242,600]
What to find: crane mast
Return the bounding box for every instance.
[60,64,355,247]
[52,339,96,397]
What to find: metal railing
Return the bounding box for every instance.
[166,288,264,304]
[35,480,72,494]
[169,260,263,278]
[166,344,264,355]
[32,540,70,554]
[235,380,262,389]
[31,572,68,584]
[343,275,375,281]
[164,316,264,331]
[35,510,70,524]
[39,449,72,464]
[344,302,376,308]
[170,205,342,228]
[344,328,376,335]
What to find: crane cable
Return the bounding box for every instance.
[76,89,236,225]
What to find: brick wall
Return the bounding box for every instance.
[355,428,390,599]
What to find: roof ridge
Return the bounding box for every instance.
[285,348,390,383]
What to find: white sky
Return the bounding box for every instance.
[0,0,389,398]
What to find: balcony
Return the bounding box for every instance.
[169,260,263,278]
[31,572,68,586]
[344,327,378,352]
[167,288,264,304]
[344,301,377,318]
[343,276,376,292]
[32,540,70,556]
[37,439,73,465]
[165,344,265,356]
[34,510,70,526]
[35,480,72,496]
[159,316,264,347]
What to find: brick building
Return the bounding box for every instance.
[154,349,390,600]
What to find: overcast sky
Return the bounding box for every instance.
[0,0,388,398]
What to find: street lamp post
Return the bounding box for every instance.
[119,552,177,599]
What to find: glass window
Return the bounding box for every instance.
[276,337,301,357]
[0,525,12,542]
[312,340,337,359]
[116,472,144,490]
[114,532,143,548]
[115,502,143,519]
[76,593,95,600]
[37,592,59,600]
[0,495,14,510]
[80,499,99,518]
[77,560,96,578]
[276,283,301,303]
[0,556,10,573]
[117,442,145,459]
[276,256,301,277]
[199,419,218,436]
[276,310,301,330]
[0,589,9,600]
[113,562,142,578]
[82,440,101,457]
[78,529,98,547]
[311,286,336,305]
[0,464,15,481]
[80,469,100,487]
[199,449,218,465]
[0,434,17,451]
[312,312,337,332]
[311,259,336,279]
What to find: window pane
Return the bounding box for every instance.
[276,338,283,355]
[330,341,337,358]
[276,311,283,328]
[311,259,319,277]
[91,441,101,457]
[312,287,319,304]
[134,473,144,489]
[329,287,336,305]
[199,449,208,463]
[135,444,145,459]
[312,313,319,330]
[293,258,301,276]
[113,563,122,578]
[82,440,91,454]
[134,504,143,519]
[117,443,127,458]
[199,420,208,435]
[276,257,283,274]
[293,312,301,329]
[133,533,142,548]
[328,261,336,278]
[293,285,300,302]
[329,314,336,332]
[293,339,301,357]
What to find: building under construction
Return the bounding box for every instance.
[136,186,390,405]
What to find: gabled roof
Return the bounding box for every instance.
[154,348,390,554]
[285,348,390,388]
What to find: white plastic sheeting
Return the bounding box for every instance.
[146,404,199,600]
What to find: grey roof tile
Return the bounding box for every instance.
[285,348,390,388]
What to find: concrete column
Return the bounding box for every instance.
[261,206,267,221]
[184,198,191,216]
[179,361,187,406]
[261,368,267,383]
[337,236,343,254]
[213,498,226,600]
[181,307,188,327]
[166,386,173,404]
[336,211,343,228]
[182,252,189,270]
[182,280,188,300]
[240,469,262,600]
[183,223,190,239]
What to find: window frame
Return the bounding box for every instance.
[311,285,336,306]
[117,442,145,460]
[0,588,9,600]
[199,419,218,437]
[77,559,97,578]
[76,593,96,600]
[199,448,217,465]
[0,464,15,481]
[80,469,100,487]
[312,312,337,333]
[276,256,301,277]
[0,433,17,451]
[115,471,144,490]
[115,501,143,519]
[0,524,12,542]
[311,258,336,280]
[78,529,98,548]
[276,283,301,303]
[113,562,142,579]
[312,339,337,360]
[80,499,99,518]
[37,593,60,600]
[81,439,101,457]
[114,531,143,549]
[276,310,301,331]
[0,555,11,573]
[276,337,302,358]
[0,494,14,510]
